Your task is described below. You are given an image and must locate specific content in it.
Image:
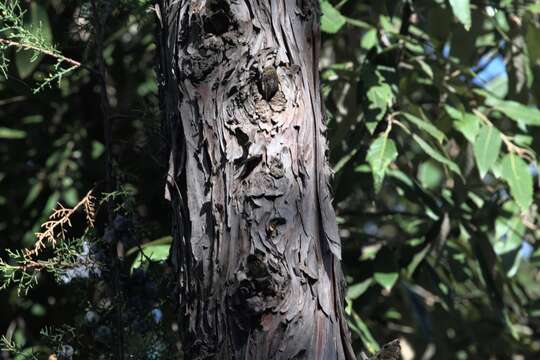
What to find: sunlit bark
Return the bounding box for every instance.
[157,1,355,358]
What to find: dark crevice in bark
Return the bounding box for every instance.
[157,1,357,359]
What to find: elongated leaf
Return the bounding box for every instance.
[320,0,346,34]
[413,135,461,175]
[501,154,533,210]
[0,127,26,139]
[126,236,172,256]
[526,23,540,65]
[402,113,445,143]
[473,124,502,178]
[23,181,43,208]
[366,135,398,192]
[132,244,170,270]
[406,245,431,278]
[493,100,540,127]
[416,58,433,79]
[347,278,373,300]
[349,311,380,354]
[449,0,471,30]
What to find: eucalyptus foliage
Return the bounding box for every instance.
[322,0,540,357]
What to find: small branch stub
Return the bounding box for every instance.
[259,66,279,101]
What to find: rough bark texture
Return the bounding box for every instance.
[157,1,355,359]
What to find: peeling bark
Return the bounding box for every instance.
[156,1,355,359]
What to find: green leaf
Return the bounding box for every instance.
[500,154,533,211]
[22,115,44,124]
[333,148,358,174]
[127,236,172,256]
[413,135,461,175]
[366,135,398,192]
[15,3,53,79]
[418,161,443,189]
[374,272,399,291]
[445,106,480,143]
[415,58,433,79]
[525,23,540,65]
[23,181,43,208]
[349,311,380,354]
[484,74,509,99]
[30,303,46,317]
[91,141,105,159]
[379,15,396,33]
[495,215,525,255]
[320,0,346,34]
[361,28,378,49]
[129,238,172,271]
[473,124,502,178]
[131,244,170,270]
[459,113,481,142]
[0,127,26,139]
[449,0,471,30]
[362,65,396,133]
[405,245,430,278]
[402,112,445,143]
[503,309,520,340]
[493,100,540,127]
[513,134,533,147]
[347,278,373,300]
[367,82,394,121]
[527,3,540,14]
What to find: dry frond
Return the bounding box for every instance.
[27,190,96,258]
[84,192,96,227]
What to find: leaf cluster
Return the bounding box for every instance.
[322,0,540,357]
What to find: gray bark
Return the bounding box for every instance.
[156,1,355,359]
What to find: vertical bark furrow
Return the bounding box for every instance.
[158,1,355,359]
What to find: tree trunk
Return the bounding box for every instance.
[156,1,355,359]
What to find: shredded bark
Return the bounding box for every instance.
[157,1,356,358]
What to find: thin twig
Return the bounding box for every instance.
[473,109,535,160]
[0,38,81,67]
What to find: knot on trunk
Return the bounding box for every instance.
[230,251,288,330]
[244,170,288,199]
[180,2,239,82]
[258,67,280,101]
